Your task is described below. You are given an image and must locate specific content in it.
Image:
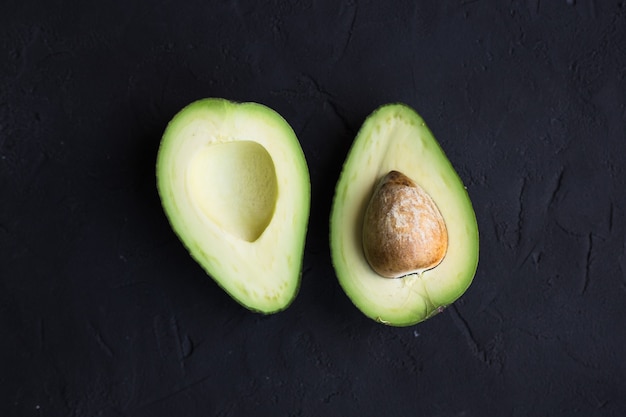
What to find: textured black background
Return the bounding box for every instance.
[2,0,626,416]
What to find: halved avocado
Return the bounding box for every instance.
[330,103,479,326]
[157,98,310,313]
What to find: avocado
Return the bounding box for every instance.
[157,98,310,313]
[330,103,479,326]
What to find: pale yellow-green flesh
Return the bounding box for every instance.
[157,99,310,313]
[330,104,479,326]
[188,141,277,242]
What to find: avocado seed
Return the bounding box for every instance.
[362,170,448,278]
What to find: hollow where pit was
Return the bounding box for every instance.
[187,140,278,242]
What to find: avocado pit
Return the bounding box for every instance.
[362,170,448,278]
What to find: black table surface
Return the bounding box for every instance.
[2,1,626,416]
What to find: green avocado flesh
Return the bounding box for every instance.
[157,98,310,313]
[330,103,479,326]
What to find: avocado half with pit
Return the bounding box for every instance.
[330,103,479,326]
[157,98,310,313]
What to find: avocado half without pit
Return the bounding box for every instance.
[157,98,310,313]
[330,103,479,326]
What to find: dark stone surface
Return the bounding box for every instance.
[2,0,626,415]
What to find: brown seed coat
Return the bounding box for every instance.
[362,171,448,278]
